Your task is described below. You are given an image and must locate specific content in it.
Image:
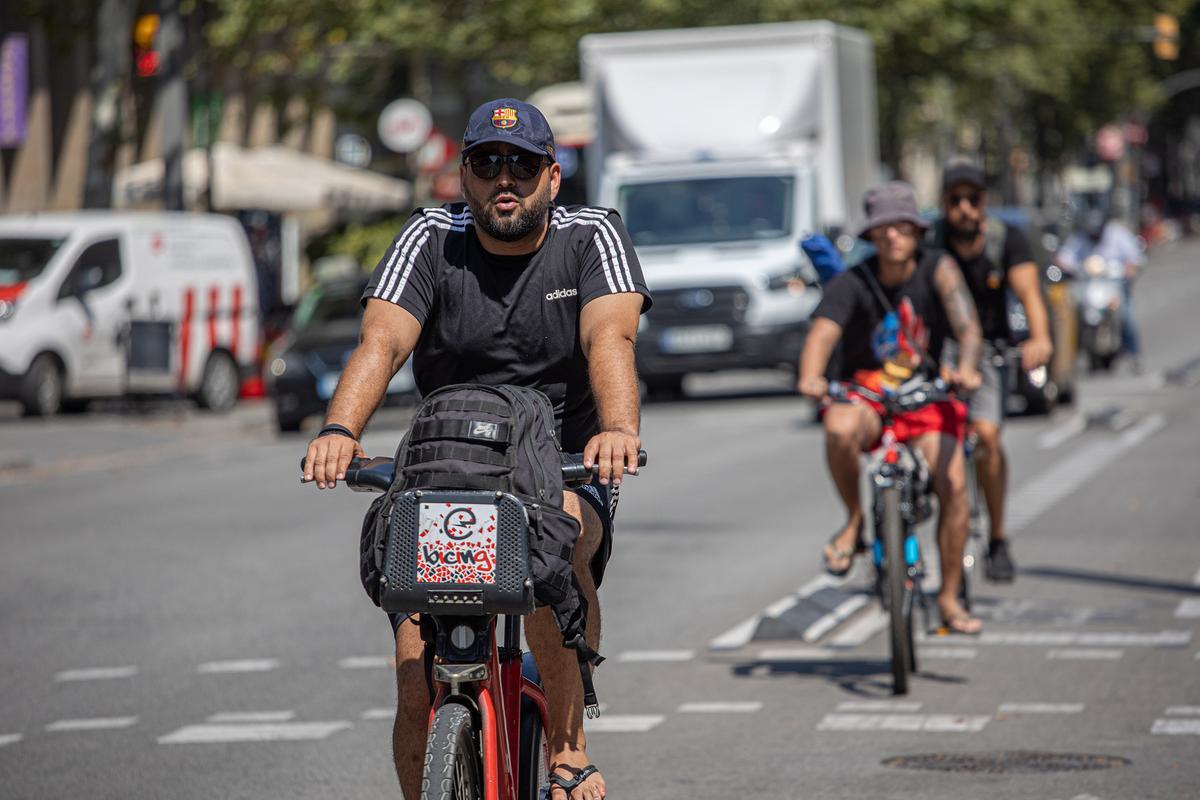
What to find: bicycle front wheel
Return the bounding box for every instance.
[881,486,912,695]
[422,703,483,800]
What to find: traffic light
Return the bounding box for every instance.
[1154,12,1179,61]
[133,13,161,77]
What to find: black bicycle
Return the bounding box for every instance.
[828,378,950,695]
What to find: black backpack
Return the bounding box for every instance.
[358,383,605,709]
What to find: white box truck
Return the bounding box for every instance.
[580,21,879,395]
[0,212,260,416]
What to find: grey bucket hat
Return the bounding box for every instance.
[858,181,929,239]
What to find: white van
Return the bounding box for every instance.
[0,212,260,416]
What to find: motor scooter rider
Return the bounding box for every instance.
[1057,205,1146,372]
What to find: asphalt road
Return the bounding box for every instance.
[2,239,1199,799]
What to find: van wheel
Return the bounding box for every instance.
[20,355,64,417]
[197,352,240,412]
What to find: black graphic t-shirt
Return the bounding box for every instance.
[364,203,652,452]
[813,250,950,383]
[943,222,1034,340]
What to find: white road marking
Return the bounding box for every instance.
[1037,414,1088,450]
[361,708,395,721]
[757,647,832,662]
[1192,568,1200,586]
[709,575,846,650]
[1047,649,1123,660]
[46,716,139,732]
[159,721,351,744]
[997,703,1085,714]
[196,659,279,674]
[817,713,989,732]
[338,656,392,669]
[921,647,978,660]
[617,650,694,663]
[923,630,1190,647]
[804,594,870,643]
[0,734,22,748]
[1173,599,1200,619]
[677,701,762,713]
[583,715,664,733]
[1007,413,1166,533]
[1151,719,1200,735]
[829,608,889,648]
[1165,706,1200,716]
[207,711,295,723]
[837,700,922,712]
[55,666,138,682]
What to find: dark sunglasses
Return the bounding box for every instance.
[948,191,982,208]
[464,152,548,181]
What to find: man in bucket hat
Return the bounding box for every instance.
[797,181,986,634]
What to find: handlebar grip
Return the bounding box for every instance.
[560,449,648,482]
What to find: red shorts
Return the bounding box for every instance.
[821,393,967,449]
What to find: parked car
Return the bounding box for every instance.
[266,277,416,432]
[0,212,259,416]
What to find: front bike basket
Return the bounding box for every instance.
[379,490,535,616]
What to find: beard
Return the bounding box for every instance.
[946,217,980,244]
[463,181,552,242]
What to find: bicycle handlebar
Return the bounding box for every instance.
[828,378,952,413]
[301,450,648,493]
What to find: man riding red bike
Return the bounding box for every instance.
[798,181,985,634]
[303,99,651,800]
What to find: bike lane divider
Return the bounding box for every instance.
[1173,598,1200,619]
[709,575,867,651]
[158,713,352,744]
[338,656,394,669]
[837,700,922,712]
[996,703,1085,715]
[677,701,762,714]
[0,734,23,748]
[1046,649,1123,660]
[196,658,280,674]
[54,666,139,682]
[361,708,395,721]
[206,711,296,723]
[45,717,139,732]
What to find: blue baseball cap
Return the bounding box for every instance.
[462,98,556,161]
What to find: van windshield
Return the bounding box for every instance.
[618,175,793,247]
[0,237,66,284]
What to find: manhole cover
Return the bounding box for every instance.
[883,751,1130,774]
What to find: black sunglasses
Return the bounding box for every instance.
[464,152,548,181]
[948,191,982,208]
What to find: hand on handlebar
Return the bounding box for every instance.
[303,432,366,489]
[940,365,982,394]
[797,375,829,401]
[583,429,641,486]
[1019,336,1053,371]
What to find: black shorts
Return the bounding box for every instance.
[388,476,618,634]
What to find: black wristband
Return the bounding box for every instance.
[316,423,357,440]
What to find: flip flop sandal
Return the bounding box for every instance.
[822,533,866,578]
[549,764,600,799]
[938,612,983,636]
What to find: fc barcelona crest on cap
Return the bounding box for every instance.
[491,107,518,129]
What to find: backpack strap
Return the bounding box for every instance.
[983,216,1007,270]
[408,419,512,445]
[402,442,512,469]
[427,398,513,418]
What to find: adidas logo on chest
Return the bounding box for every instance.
[545,288,578,301]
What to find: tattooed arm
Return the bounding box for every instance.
[933,254,983,392]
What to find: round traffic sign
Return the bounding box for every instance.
[377,99,433,154]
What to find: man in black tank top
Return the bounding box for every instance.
[304,99,650,800]
[798,182,986,634]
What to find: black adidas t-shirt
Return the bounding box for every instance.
[364,203,652,452]
[936,221,1034,340]
[814,250,950,381]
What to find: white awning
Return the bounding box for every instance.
[113,143,412,213]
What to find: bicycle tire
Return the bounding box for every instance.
[882,486,911,695]
[517,695,550,800]
[421,703,483,800]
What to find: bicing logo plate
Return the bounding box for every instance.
[416,502,498,585]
